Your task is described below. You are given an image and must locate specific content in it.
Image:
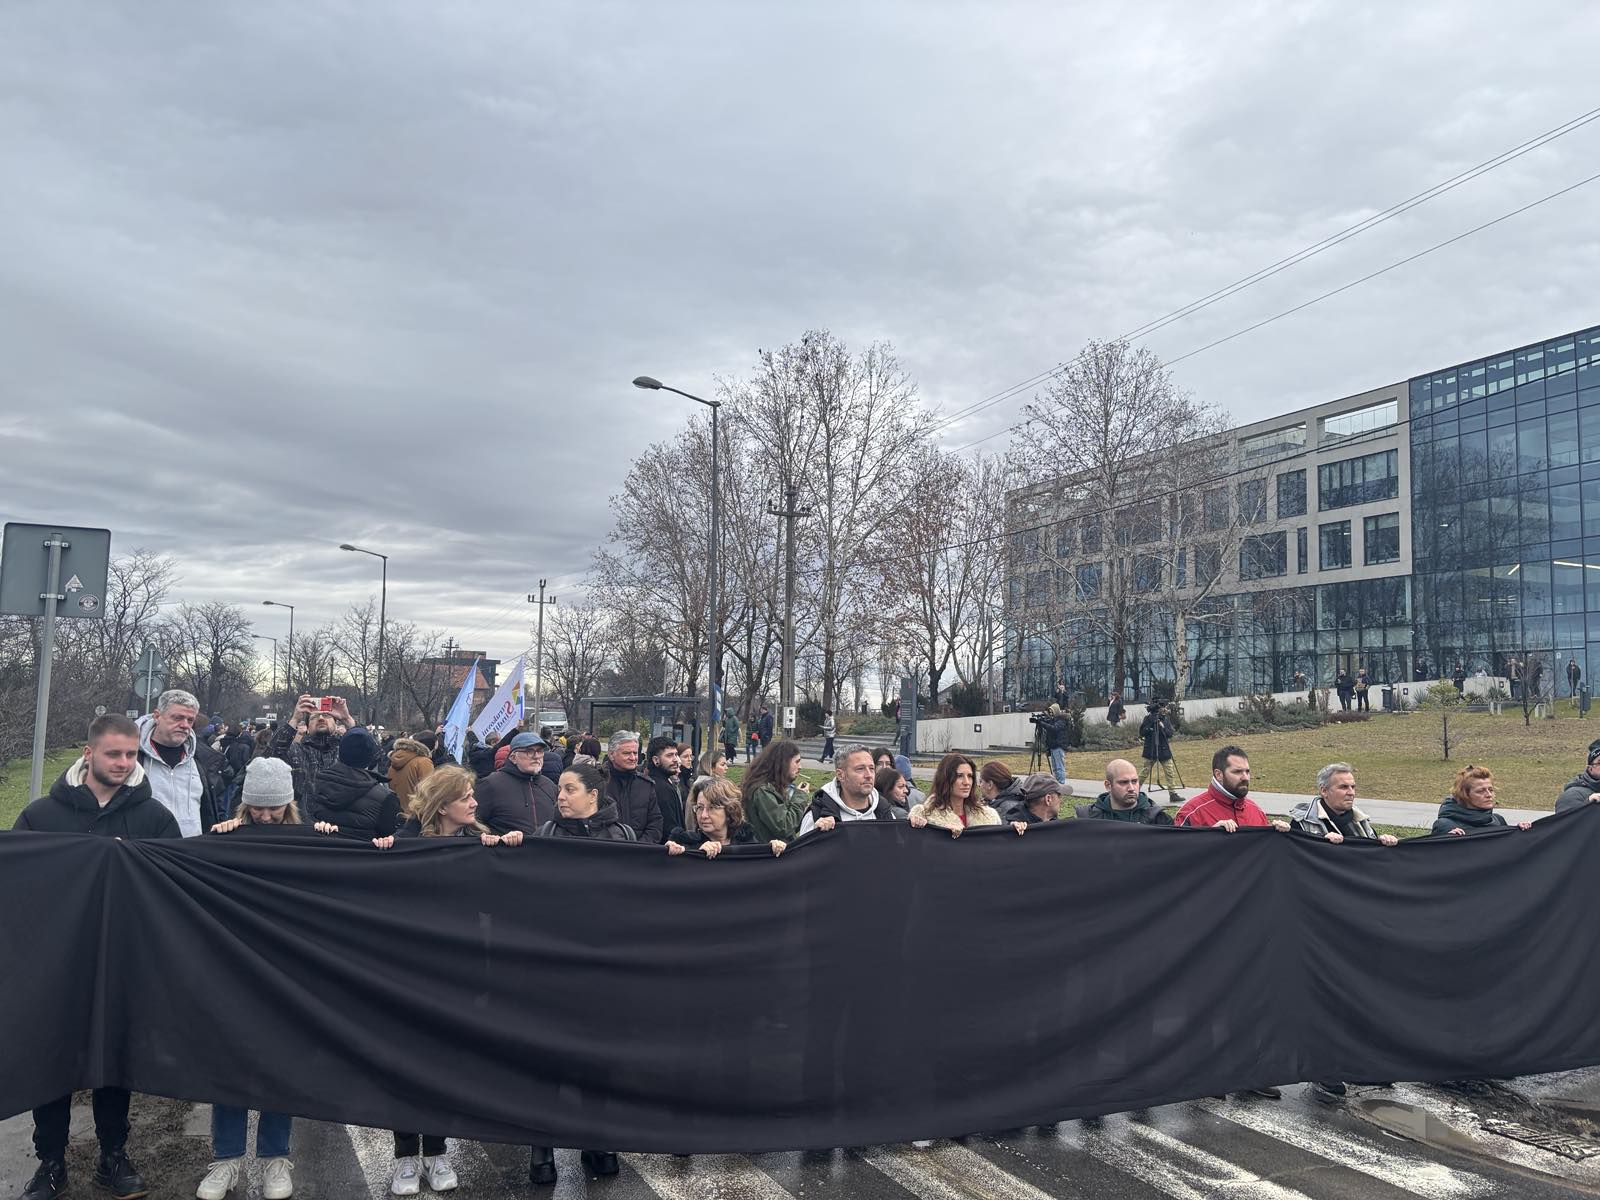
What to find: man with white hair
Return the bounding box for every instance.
[1289,763,1399,847]
[599,729,664,843]
[136,688,227,837]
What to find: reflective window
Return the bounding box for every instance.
[1194,542,1222,585]
[1054,523,1073,559]
[1133,554,1162,592]
[1276,469,1307,518]
[1080,513,1102,553]
[1203,487,1229,531]
[1238,478,1267,525]
[1519,419,1548,473]
[1321,398,1398,445]
[1075,563,1101,600]
[1319,521,1352,570]
[1363,513,1401,565]
[1297,527,1308,574]
[1241,423,1307,461]
[1551,482,1582,542]
[1240,532,1288,580]
[1318,449,1399,510]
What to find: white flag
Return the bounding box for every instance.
[470,656,525,743]
[441,657,481,764]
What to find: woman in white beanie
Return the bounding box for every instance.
[209,756,300,831]
[196,756,301,1198]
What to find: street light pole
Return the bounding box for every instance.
[262,600,295,705]
[252,634,278,707]
[528,581,557,728]
[340,543,389,725]
[634,375,721,754]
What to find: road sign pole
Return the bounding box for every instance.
[29,536,67,803]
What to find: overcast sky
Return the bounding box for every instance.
[3,1,1598,667]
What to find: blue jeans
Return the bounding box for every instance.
[1049,747,1067,785]
[213,1105,292,1160]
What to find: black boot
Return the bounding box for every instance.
[581,1150,620,1176]
[21,1160,67,1200]
[94,1148,149,1200]
[528,1146,557,1185]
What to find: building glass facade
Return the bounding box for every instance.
[1409,323,1600,695]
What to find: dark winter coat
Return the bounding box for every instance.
[1075,791,1174,825]
[539,751,565,789]
[474,762,558,835]
[13,759,181,838]
[721,714,741,747]
[1431,798,1508,836]
[308,761,401,841]
[465,733,499,779]
[757,711,775,744]
[667,823,760,849]
[222,732,255,779]
[1036,713,1070,751]
[646,763,686,835]
[268,722,344,803]
[996,796,1054,825]
[537,800,638,841]
[1556,770,1600,814]
[600,759,665,843]
[1139,711,1173,762]
[1106,699,1126,725]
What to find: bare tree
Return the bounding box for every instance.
[333,597,383,721]
[159,601,258,717]
[385,623,452,729]
[541,595,611,728]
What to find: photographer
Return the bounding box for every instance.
[1139,700,1177,794]
[266,693,349,803]
[1031,703,1071,786]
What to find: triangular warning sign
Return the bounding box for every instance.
[64,574,83,591]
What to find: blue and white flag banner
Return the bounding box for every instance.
[441,657,481,764]
[470,656,525,743]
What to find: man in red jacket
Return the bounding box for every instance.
[1174,745,1290,833]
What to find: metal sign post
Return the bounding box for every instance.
[0,523,112,802]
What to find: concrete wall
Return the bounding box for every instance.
[914,677,1502,753]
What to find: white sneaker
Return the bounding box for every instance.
[390,1156,420,1196]
[262,1156,295,1199]
[423,1154,457,1191]
[197,1159,241,1199]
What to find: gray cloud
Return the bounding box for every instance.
[2,0,1598,665]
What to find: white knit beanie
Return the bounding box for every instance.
[241,757,295,808]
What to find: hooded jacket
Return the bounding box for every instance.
[1289,795,1377,839]
[136,714,223,837]
[599,759,664,843]
[1556,770,1600,814]
[1431,797,1508,836]
[797,779,901,836]
[474,760,558,835]
[1076,791,1174,825]
[14,758,181,839]
[537,800,638,841]
[1174,781,1270,828]
[309,761,401,840]
[386,738,435,811]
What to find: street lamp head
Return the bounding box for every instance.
[339,543,357,552]
[632,376,663,390]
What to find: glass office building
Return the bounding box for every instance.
[1409,324,1600,696]
[1004,321,1600,703]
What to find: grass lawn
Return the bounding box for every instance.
[988,710,1592,811]
[0,748,80,829]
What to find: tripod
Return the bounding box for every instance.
[1138,715,1185,797]
[1028,730,1046,774]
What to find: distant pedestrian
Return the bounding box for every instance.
[1354,667,1370,712]
[1106,692,1126,726]
[721,712,740,763]
[1452,662,1467,696]
[757,704,775,747]
[820,710,836,763]
[1138,701,1176,794]
[1569,658,1583,697]
[1334,670,1353,711]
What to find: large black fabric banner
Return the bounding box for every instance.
[3,811,1600,1153]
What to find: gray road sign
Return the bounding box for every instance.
[133,672,167,700]
[0,524,111,620]
[134,646,166,676]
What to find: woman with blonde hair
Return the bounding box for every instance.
[399,766,522,845]
[908,752,1004,837]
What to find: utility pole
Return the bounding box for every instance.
[768,485,811,737]
[528,582,557,726]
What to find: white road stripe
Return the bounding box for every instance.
[1195,1096,1495,1199]
[624,1152,801,1199]
[857,1142,1060,1200]
[1074,1121,1321,1200]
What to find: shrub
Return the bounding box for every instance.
[946,681,989,717]
[841,712,896,736]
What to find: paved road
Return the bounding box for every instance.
[6,1081,1594,1199]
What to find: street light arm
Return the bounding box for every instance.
[633,375,719,409]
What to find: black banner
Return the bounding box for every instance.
[3,811,1599,1153]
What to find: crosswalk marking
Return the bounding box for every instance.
[624,1152,801,1199]
[1195,1097,1494,1199]
[1076,1121,1322,1199]
[859,1142,1062,1200]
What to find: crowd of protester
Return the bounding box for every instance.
[10,686,1600,1198]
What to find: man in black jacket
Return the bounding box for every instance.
[1076,758,1173,825]
[475,732,558,834]
[644,734,687,835]
[1035,703,1071,785]
[12,714,169,1200]
[998,772,1069,825]
[306,726,400,842]
[598,730,664,843]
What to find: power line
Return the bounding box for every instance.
[946,165,1600,457]
[927,102,1600,440]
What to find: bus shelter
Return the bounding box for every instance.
[578,694,702,758]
